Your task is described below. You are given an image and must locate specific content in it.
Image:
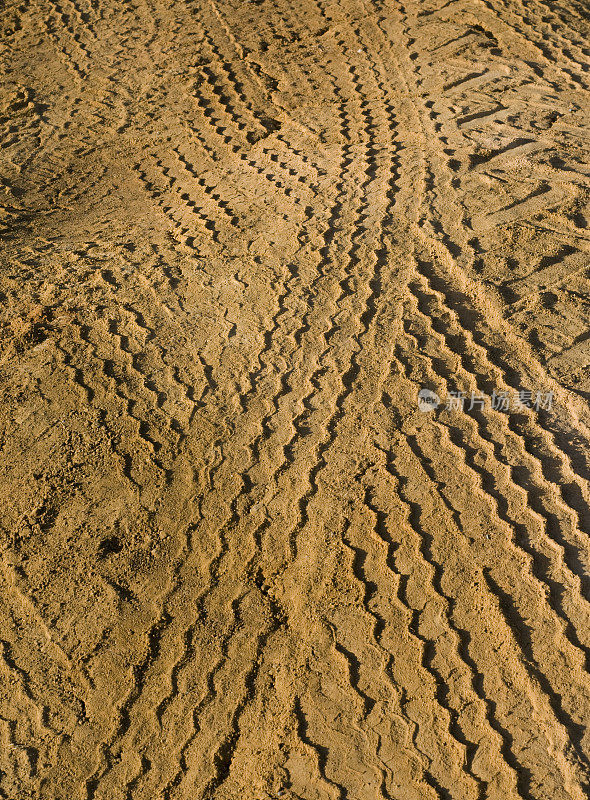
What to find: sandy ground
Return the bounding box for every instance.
[1,1,590,798]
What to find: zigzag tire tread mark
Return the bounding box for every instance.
[389,316,590,788]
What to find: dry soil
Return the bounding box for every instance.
[1,1,590,799]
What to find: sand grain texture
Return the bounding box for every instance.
[1,0,590,798]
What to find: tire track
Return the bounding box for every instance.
[4,1,590,797]
[128,66,359,800]
[412,252,590,567]
[389,307,590,791]
[345,493,495,799]
[405,265,590,628]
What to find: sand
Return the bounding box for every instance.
[1,0,590,798]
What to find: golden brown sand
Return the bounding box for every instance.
[1,1,590,798]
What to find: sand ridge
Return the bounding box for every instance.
[1,0,590,798]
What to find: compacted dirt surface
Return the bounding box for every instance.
[1,1,590,798]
